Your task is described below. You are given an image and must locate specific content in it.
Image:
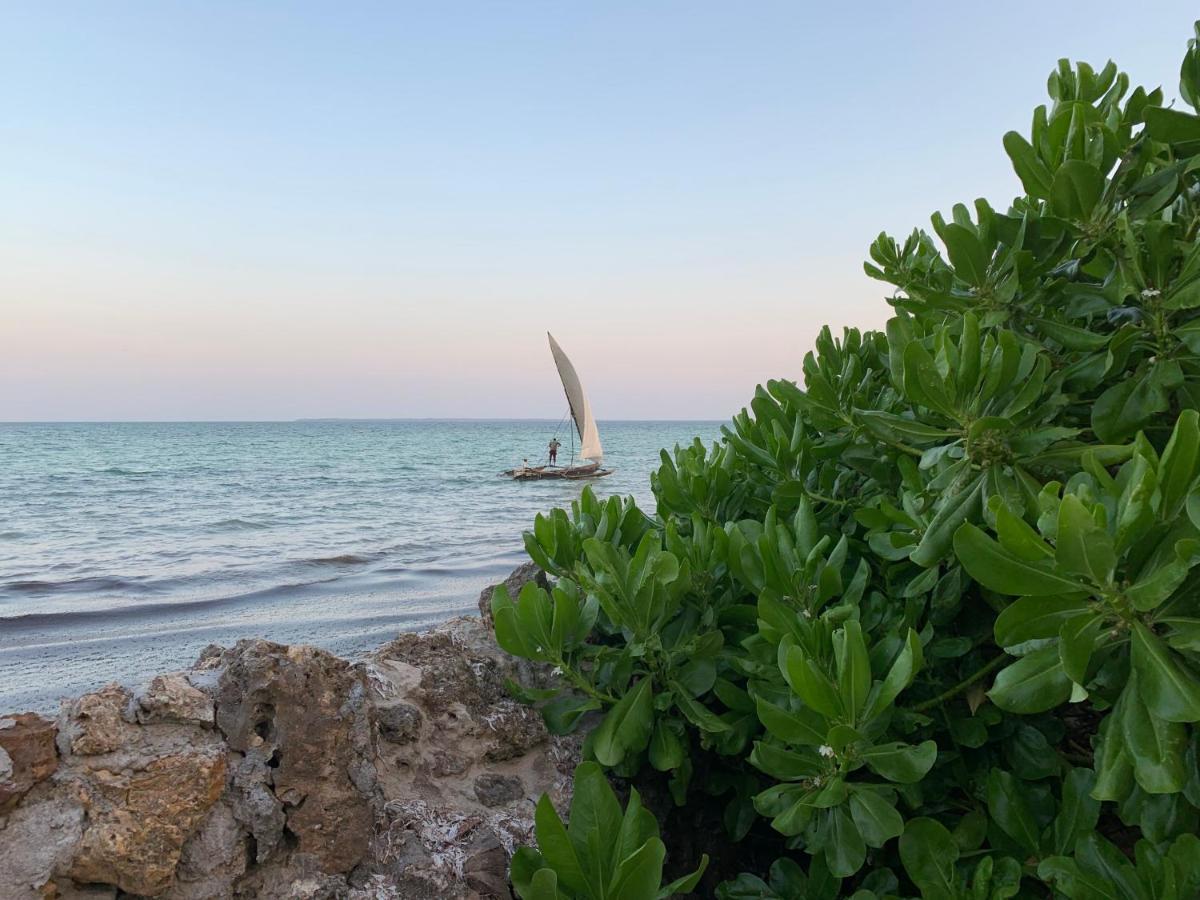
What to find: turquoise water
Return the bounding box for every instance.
[0,420,721,711]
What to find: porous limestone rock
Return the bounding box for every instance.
[0,792,84,895]
[0,713,58,813]
[135,674,215,727]
[57,684,137,757]
[473,772,526,808]
[376,701,422,744]
[214,639,377,875]
[67,748,227,896]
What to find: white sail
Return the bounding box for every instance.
[547,332,603,463]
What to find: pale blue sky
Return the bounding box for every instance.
[3,2,1198,420]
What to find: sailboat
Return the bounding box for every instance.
[504,333,613,480]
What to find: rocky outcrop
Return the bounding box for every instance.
[0,568,581,900]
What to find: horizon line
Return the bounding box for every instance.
[0,416,730,425]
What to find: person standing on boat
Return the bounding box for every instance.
[548,438,561,465]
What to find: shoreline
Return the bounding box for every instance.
[0,558,517,715]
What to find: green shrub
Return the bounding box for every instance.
[510,762,707,899]
[502,21,1200,899]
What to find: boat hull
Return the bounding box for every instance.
[505,463,612,480]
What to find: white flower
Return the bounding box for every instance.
[1141,288,1161,299]
[551,666,564,677]
[818,744,835,758]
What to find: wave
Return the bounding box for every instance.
[0,576,342,627]
[205,518,271,532]
[300,553,378,567]
[98,466,155,476]
[0,575,153,595]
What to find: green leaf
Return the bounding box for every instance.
[986,769,1040,856]
[912,475,984,568]
[676,658,717,698]
[833,621,871,724]
[1131,622,1200,723]
[524,868,560,900]
[1158,410,1200,518]
[749,742,823,781]
[649,720,685,772]
[543,695,602,734]
[994,596,1089,647]
[954,523,1087,596]
[1144,105,1200,143]
[825,805,867,878]
[857,409,955,445]
[900,817,960,900]
[903,341,958,418]
[1050,768,1100,856]
[860,740,937,783]
[658,854,709,898]
[1037,856,1119,900]
[610,836,666,900]
[510,847,546,898]
[756,697,827,746]
[1003,131,1053,199]
[1059,614,1103,685]
[534,793,588,895]
[988,645,1073,714]
[616,786,660,874]
[1122,676,1188,794]
[1050,160,1104,220]
[782,646,842,719]
[492,584,534,659]
[848,789,904,848]
[593,678,655,766]
[865,629,924,721]
[1091,704,1134,802]
[568,762,623,882]
[1092,366,1179,443]
[672,683,731,733]
[1055,493,1115,584]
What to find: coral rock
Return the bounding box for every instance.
[0,713,58,813]
[214,640,376,875]
[376,701,422,744]
[473,772,525,807]
[67,749,227,896]
[0,794,84,897]
[59,685,136,756]
[135,674,214,727]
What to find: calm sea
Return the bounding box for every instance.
[0,420,721,712]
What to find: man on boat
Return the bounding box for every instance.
[548,438,561,465]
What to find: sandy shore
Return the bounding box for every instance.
[0,560,509,713]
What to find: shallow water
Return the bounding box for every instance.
[0,420,721,711]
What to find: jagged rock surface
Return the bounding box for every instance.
[0,569,582,900]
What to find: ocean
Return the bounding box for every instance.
[0,420,722,712]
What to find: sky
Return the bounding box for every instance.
[3,2,1199,421]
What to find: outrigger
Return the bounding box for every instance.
[504,333,612,480]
